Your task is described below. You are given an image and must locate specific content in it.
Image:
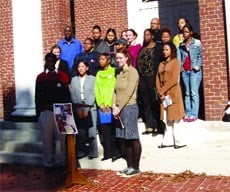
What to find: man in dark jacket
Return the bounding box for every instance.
[150,18,162,44]
[92,25,110,54]
[72,38,100,77]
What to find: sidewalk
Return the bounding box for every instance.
[80,120,230,176]
[1,120,230,191]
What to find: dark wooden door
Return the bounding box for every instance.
[158,0,200,36]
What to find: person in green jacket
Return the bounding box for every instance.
[95,53,121,161]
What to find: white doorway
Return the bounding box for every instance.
[127,0,200,43]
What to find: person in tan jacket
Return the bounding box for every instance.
[112,48,142,176]
[156,41,186,149]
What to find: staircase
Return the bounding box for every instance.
[0,121,43,165]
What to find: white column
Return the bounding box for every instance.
[11,0,43,116]
[126,0,159,44]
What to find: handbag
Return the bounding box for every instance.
[98,109,112,124]
[113,115,124,129]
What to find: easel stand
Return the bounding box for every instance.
[65,134,92,188]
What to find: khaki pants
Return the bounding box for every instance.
[39,110,66,167]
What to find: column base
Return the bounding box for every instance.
[11,105,36,117]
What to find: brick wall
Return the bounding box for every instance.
[41,0,71,54]
[74,0,128,42]
[199,0,229,120]
[0,0,16,120]
[0,0,229,121]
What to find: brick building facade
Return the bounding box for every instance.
[0,1,15,119]
[0,0,229,120]
[199,0,229,120]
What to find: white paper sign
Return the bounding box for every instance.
[53,103,78,134]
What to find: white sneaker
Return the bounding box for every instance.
[116,167,128,176]
[120,167,140,177]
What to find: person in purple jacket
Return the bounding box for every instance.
[126,29,142,68]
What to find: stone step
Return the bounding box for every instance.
[0,141,42,153]
[0,129,42,142]
[0,151,42,165]
[0,121,42,165]
[0,121,39,130]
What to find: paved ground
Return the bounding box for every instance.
[80,120,230,176]
[1,164,230,191]
[1,120,230,191]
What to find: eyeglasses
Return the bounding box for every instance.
[116,57,125,60]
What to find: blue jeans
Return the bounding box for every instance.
[181,70,202,118]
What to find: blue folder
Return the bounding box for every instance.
[98,109,112,124]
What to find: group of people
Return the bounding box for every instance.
[35,16,203,177]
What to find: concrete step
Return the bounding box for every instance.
[0,151,42,165]
[0,121,39,130]
[0,129,42,142]
[0,121,42,165]
[0,141,42,153]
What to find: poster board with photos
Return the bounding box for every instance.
[53,103,78,134]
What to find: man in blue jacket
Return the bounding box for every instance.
[57,25,83,71]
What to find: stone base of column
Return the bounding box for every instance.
[11,104,36,117]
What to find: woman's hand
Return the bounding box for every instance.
[104,107,111,113]
[112,105,120,116]
[99,104,106,113]
[77,110,83,118]
[82,110,88,118]
[160,94,165,102]
[77,110,88,118]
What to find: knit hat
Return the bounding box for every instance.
[114,38,128,45]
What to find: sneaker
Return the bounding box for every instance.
[121,167,140,177]
[183,116,189,122]
[116,167,128,176]
[188,117,197,122]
